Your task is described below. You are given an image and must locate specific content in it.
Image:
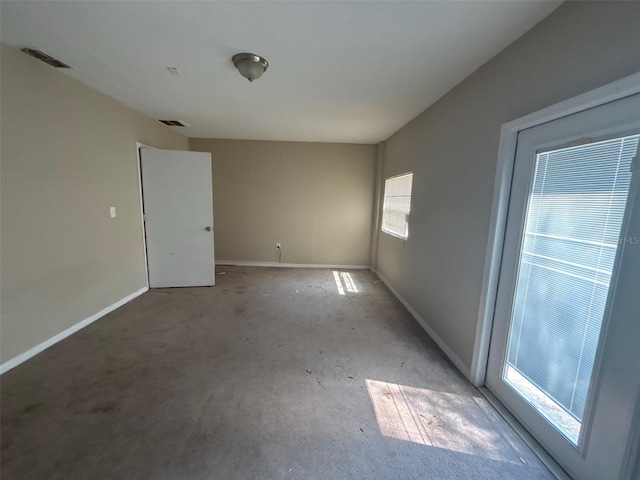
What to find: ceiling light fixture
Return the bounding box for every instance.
[232,53,268,83]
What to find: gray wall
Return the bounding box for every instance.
[190,138,376,266]
[1,44,189,363]
[375,1,640,373]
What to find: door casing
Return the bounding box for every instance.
[472,73,640,479]
[472,72,640,386]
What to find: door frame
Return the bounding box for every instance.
[471,72,640,387]
[472,74,640,480]
[136,142,157,288]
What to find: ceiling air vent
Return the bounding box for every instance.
[20,48,71,68]
[158,120,189,127]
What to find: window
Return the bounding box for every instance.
[381,173,413,239]
[504,134,639,442]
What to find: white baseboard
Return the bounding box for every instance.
[0,286,149,375]
[216,260,371,270]
[375,271,472,382]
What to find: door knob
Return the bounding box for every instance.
[205,226,212,231]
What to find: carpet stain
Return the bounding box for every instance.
[21,403,42,414]
[91,403,117,414]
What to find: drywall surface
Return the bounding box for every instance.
[375,1,640,371]
[189,138,376,266]
[0,44,189,363]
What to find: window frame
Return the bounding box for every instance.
[381,172,413,240]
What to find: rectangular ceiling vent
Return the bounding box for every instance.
[20,48,71,68]
[158,120,189,127]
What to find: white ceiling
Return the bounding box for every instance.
[1,1,561,144]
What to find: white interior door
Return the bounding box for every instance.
[140,148,215,288]
[486,93,640,479]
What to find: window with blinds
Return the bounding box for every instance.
[505,134,639,437]
[381,173,413,239]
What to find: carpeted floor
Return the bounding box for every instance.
[1,267,553,479]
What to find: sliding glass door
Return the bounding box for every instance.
[486,93,640,479]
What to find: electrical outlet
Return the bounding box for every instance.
[275,243,281,249]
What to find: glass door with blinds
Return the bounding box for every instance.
[486,93,640,480]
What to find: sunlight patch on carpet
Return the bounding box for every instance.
[366,379,524,464]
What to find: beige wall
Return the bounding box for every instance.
[189,139,376,266]
[0,44,189,363]
[375,1,640,373]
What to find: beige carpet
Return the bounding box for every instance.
[1,267,553,479]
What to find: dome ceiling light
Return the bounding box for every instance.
[232,53,269,83]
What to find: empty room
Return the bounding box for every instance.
[1,1,639,479]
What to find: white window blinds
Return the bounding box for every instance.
[506,134,639,422]
[382,173,413,239]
